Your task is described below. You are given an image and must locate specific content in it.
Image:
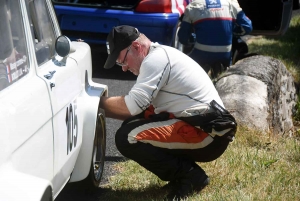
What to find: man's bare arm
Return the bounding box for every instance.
[100,96,133,120]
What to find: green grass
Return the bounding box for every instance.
[100,126,300,201]
[99,15,300,201]
[248,15,300,83]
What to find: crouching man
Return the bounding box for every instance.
[100,25,237,200]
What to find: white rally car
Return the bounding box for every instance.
[0,0,108,200]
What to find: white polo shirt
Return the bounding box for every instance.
[124,43,224,117]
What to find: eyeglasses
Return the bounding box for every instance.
[116,45,132,66]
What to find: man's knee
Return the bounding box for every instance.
[115,125,130,153]
[115,120,144,156]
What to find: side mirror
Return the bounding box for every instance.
[55,35,75,57]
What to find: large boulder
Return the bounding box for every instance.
[215,55,297,135]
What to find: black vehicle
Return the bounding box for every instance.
[238,0,294,36]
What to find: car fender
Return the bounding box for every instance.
[70,71,108,182]
[0,163,53,201]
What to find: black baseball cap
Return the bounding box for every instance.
[104,25,140,69]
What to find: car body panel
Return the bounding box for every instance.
[37,58,83,195]
[70,82,105,182]
[0,164,52,201]
[0,71,54,181]
[54,5,181,46]
[0,0,108,199]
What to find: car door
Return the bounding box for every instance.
[0,0,54,185]
[26,0,83,196]
[238,0,293,35]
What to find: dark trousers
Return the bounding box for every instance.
[115,118,230,181]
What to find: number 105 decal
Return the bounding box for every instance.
[65,102,78,155]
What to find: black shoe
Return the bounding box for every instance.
[165,167,209,201]
[162,180,180,190]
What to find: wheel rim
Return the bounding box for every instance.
[92,113,105,181]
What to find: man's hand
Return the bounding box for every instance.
[100,96,133,120]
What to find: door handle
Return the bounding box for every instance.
[44,70,56,80]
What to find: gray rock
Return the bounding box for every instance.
[215,55,297,135]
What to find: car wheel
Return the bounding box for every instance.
[172,21,194,54]
[80,108,106,190]
[173,21,184,52]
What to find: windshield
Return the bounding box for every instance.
[0,0,29,91]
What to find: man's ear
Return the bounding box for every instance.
[132,41,140,50]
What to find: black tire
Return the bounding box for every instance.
[78,108,106,191]
[172,21,194,54]
[172,21,184,52]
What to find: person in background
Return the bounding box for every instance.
[100,25,237,200]
[178,0,252,78]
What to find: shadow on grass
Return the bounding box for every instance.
[56,157,170,201]
[97,185,171,201]
[56,181,170,201]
